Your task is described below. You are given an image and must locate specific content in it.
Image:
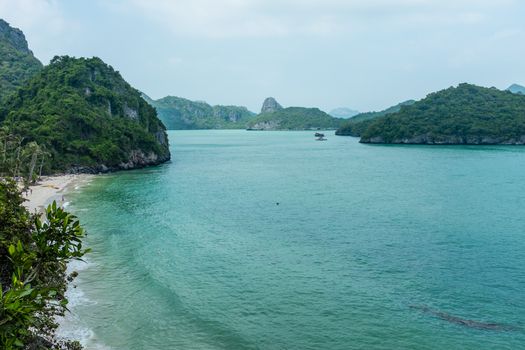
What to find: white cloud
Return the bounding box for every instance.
[0,0,65,34]
[0,0,70,62]
[122,0,515,38]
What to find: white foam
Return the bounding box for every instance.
[57,259,112,349]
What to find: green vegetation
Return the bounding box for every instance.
[0,56,170,172]
[146,95,255,130]
[0,129,47,187]
[0,19,42,103]
[0,179,87,349]
[335,100,415,137]
[359,83,525,144]
[247,107,343,130]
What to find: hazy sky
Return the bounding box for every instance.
[1,0,524,113]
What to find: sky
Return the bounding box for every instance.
[1,0,524,113]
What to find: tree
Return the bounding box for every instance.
[0,179,88,349]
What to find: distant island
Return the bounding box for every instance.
[329,107,360,119]
[143,94,255,130]
[335,100,415,137]
[507,83,525,95]
[246,97,344,130]
[336,83,525,145]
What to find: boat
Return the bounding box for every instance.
[315,132,327,141]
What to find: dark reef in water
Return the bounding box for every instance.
[410,305,518,331]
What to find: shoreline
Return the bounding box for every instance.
[22,174,101,348]
[22,174,94,214]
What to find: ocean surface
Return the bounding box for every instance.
[61,130,525,349]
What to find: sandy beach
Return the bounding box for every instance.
[22,174,94,213]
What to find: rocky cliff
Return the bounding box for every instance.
[0,19,42,102]
[1,55,170,173]
[260,97,283,113]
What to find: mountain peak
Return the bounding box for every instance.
[507,84,525,95]
[0,19,32,54]
[329,107,359,118]
[261,97,283,114]
[0,18,43,102]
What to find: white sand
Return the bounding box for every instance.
[22,174,94,213]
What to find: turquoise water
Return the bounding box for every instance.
[66,130,525,349]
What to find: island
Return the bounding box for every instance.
[246,97,344,130]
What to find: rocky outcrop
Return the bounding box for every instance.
[0,19,43,102]
[260,97,283,114]
[248,120,281,130]
[0,19,32,53]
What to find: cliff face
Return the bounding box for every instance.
[1,55,170,173]
[260,97,283,113]
[0,19,43,102]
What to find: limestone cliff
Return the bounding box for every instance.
[1,56,170,173]
[0,19,42,102]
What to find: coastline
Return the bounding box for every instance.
[21,174,101,348]
[22,174,94,214]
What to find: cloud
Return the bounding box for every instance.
[0,0,65,34]
[0,0,70,62]
[121,0,515,38]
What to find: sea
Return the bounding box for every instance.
[59,130,525,349]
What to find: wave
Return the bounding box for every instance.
[56,259,112,349]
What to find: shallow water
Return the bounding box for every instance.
[65,130,525,349]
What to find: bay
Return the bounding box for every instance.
[65,130,525,349]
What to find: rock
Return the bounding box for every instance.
[249,120,281,130]
[0,19,32,53]
[260,97,283,114]
[123,103,139,120]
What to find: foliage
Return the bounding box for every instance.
[0,19,43,104]
[0,56,170,172]
[0,128,48,185]
[246,107,344,130]
[359,84,525,144]
[0,179,88,349]
[335,100,415,136]
[147,95,256,130]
